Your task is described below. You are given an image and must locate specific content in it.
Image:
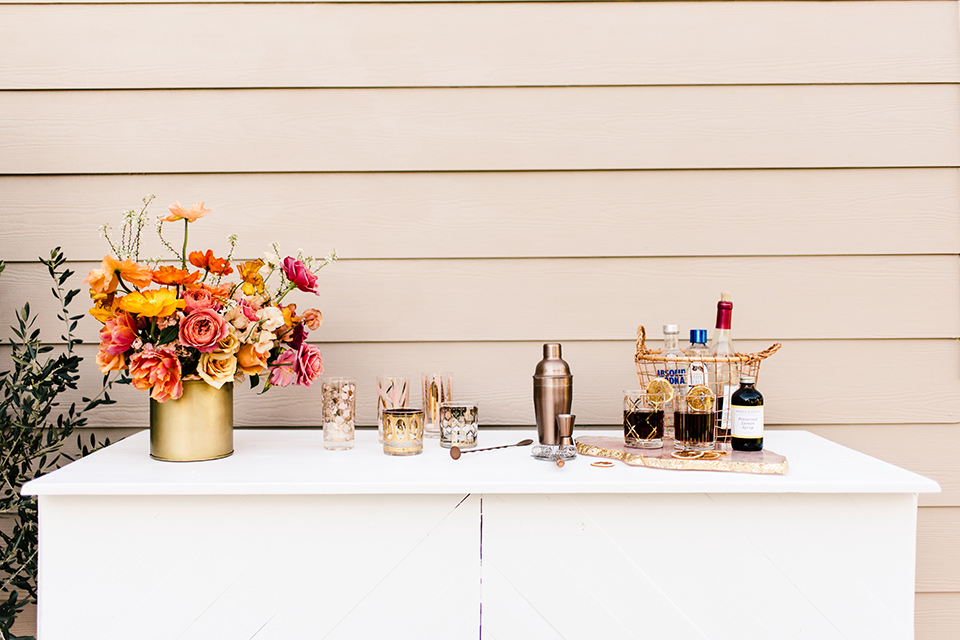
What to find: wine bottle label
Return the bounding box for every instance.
[732,405,763,438]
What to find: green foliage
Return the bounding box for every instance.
[0,249,122,640]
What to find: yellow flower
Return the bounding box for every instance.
[118,289,185,318]
[238,259,265,295]
[197,352,237,389]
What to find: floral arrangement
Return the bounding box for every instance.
[85,197,335,402]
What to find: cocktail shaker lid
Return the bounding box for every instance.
[534,343,572,378]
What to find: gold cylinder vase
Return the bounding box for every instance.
[150,380,234,462]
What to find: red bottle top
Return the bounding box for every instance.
[715,300,733,330]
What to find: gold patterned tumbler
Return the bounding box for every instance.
[382,408,425,456]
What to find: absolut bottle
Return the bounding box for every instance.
[731,375,763,451]
[657,324,686,438]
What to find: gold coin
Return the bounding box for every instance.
[645,377,675,408]
[672,450,703,459]
[700,451,721,460]
[686,385,715,412]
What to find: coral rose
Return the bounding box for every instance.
[129,346,183,402]
[164,201,211,223]
[96,343,126,373]
[179,309,229,353]
[119,289,185,318]
[269,350,297,387]
[237,344,270,375]
[197,352,237,389]
[182,288,216,314]
[282,257,318,294]
[294,343,323,386]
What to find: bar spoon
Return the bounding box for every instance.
[450,438,533,460]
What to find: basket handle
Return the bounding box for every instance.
[635,325,649,360]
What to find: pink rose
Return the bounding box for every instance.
[295,343,323,386]
[178,309,229,353]
[269,350,297,387]
[282,257,318,294]
[99,312,138,356]
[129,346,182,402]
[182,288,215,314]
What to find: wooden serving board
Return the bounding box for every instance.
[575,436,788,475]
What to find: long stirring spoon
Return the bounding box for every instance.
[450,438,534,460]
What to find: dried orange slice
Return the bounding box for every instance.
[686,385,715,412]
[645,377,675,409]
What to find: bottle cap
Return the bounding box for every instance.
[739,375,756,384]
[662,324,679,335]
[690,329,707,344]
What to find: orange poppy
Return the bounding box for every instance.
[188,250,233,276]
[152,265,201,286]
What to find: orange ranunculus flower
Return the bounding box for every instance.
[188,250,233,276]
[238,259,265,295]
[84,267,119,295]
[152,265,201,286]
[129,347,182,402]
[118,289,185,318]
[164,201,211,223]
[101,255,153,289]
[236,343,270,375]
[96,343,127,373]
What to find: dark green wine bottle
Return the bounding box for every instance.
[731,375,763,452]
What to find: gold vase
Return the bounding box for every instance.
[150,380,234,462]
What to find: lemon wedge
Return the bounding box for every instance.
[686,385,715,412]
[645,377,675,408]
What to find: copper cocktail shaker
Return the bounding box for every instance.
[533,343,573,446]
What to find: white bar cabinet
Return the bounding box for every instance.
[23,429,938,640]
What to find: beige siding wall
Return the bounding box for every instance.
[1,0,958,636]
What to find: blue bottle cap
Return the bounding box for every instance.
[690,329,708,344]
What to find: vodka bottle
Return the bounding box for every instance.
[686,329,709,389]
[657,324,686,439]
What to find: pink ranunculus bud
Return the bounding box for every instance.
[282,257,318,294]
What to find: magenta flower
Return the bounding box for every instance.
[295,343,323,386]
[282,257,318,294]
[269,350,298,387]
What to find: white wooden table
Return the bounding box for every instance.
[23,429,938,640]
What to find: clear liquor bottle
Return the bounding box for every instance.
[709,292,738,438]
[657,324,686,439]
[685,329,710,389]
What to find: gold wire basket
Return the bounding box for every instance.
[634,325,781,443]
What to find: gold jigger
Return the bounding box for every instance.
[150,380,234,462]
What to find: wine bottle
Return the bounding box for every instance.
[731,375,763,451]
[709,292,737,437]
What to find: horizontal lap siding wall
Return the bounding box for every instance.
[1,1,957,637]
